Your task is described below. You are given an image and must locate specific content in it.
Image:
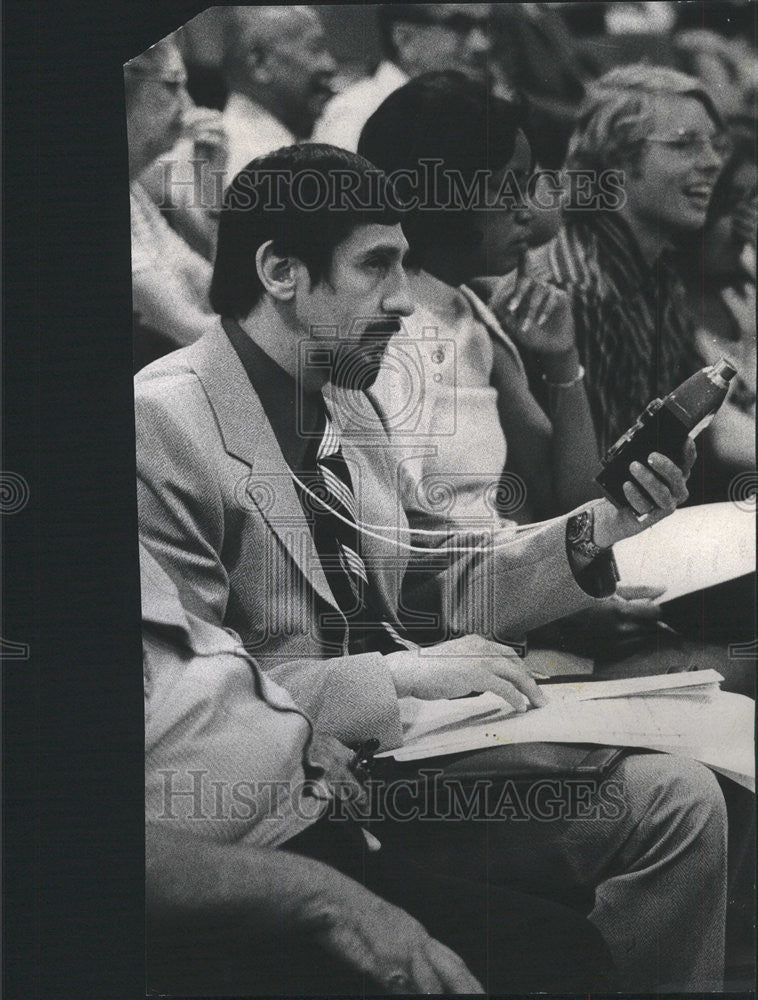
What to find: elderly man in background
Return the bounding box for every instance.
[220,5,337,180]
[136,7,336,271]
[313,4,494,152]
[126,36,220,371]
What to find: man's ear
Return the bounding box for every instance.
[245,44,271,86]
[256,241,297,301]
[391,24,416,64]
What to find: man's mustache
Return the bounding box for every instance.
[359,318,402,338]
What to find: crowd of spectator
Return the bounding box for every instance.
[129,4,756,995]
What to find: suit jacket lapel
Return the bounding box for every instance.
[187,325,340,613]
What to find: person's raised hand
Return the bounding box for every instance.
[182,106,228,171]
[492,254,576,356]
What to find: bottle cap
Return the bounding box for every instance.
[713,357,737,381]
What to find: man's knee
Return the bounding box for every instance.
[620,753,727,846]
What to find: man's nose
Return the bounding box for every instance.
[178,85,194,116]
[317,48,338,79]
[383,268,415,317]
[698,140,724,174]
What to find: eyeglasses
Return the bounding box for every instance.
[646,130,733,161]
[395,9,489,35]
[436,12,489,34]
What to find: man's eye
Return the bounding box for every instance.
[365,258,390,273]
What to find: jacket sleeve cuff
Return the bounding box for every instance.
[569,548,620,598]
[267,652,403,752]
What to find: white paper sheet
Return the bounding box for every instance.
[395,671,725,744]
[384,688,755,792]
[400,692,515,743]
[613,500,756,602]
[541,669,724,703]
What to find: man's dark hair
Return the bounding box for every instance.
[210,144,404,319]
[358,71,528,266]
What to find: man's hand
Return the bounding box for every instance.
[537,585,666,662]
[594,438,696,549]
[303,876,485,994]
[147,825,484,994]
[306,732,367,809]
[386,635,547,709]
[182,107,228,173]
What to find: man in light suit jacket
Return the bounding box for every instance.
[135,144,727,990]
[136,143,696,742]
[143,541,616,995]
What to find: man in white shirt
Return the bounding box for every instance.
[220,5,337,181]
[314,3,494,152]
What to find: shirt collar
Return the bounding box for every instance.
[223,92,296,145]
[222,316,324,470]
[375,60,410,93]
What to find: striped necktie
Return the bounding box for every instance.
[313,414,415,654]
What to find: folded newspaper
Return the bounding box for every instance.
[381,670,755,792]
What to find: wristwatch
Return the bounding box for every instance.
[565,507,619,599]
[566,508,603,564]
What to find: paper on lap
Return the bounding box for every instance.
[399,692,514,742]
[395,669,724,742]
[612,501,756,603]
[384,672,755,792]
[540,669,725,703]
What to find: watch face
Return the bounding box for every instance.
[567,511,590,542]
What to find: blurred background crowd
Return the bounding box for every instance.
[126,1,755,493]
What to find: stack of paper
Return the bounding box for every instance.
[383,670,755,791]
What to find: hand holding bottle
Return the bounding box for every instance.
[596,359,736,509]
[593,438,696,549]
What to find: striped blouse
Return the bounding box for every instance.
[530,213,703,455]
